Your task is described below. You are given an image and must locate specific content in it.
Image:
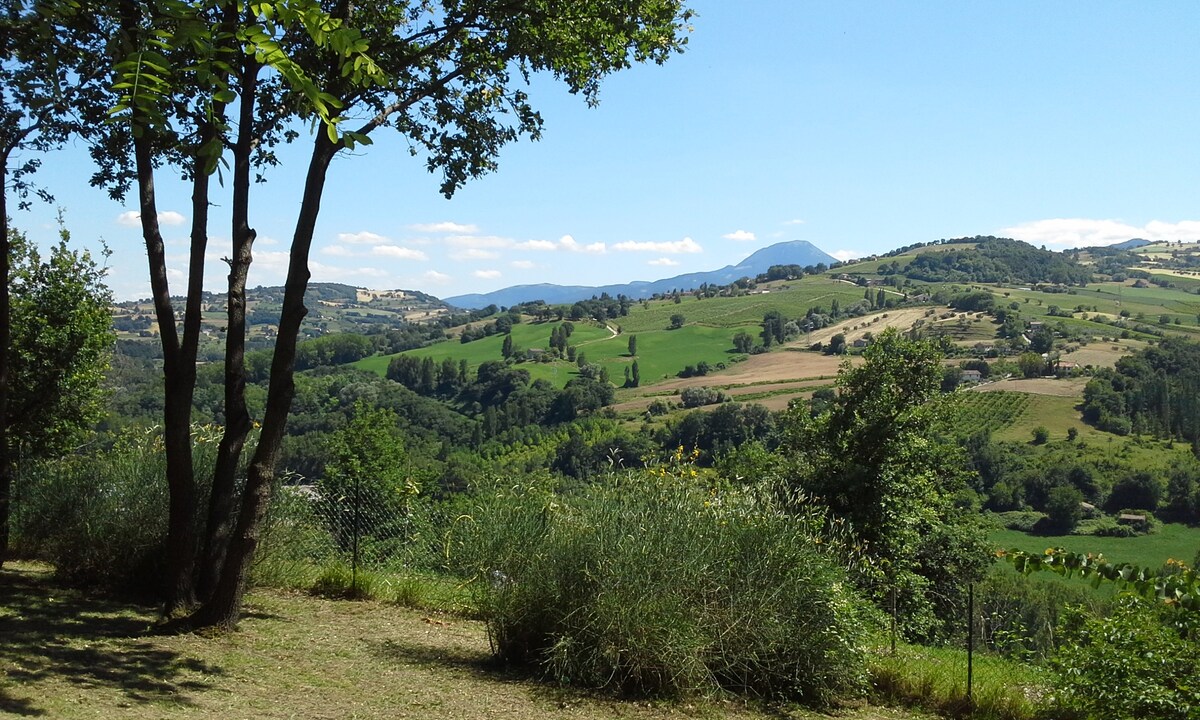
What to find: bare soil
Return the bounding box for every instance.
[968,377,1090,397]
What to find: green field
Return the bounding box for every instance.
[990,524,1200,568]
[616,276,875,333]
[355,319,759,389]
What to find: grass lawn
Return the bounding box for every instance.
[0,562,931,720]
[989,523,1200,568]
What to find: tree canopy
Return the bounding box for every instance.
[20,0,694,626]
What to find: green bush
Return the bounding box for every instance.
[451,473,875,703]
[977,567,1108,661]
[1050,595,1200,720]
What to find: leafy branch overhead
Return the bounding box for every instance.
[1001,547,1200,613]
[23,0,696,628]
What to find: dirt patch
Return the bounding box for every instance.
[1061,340,1146,369]
[969,377,1089,397]
[803,307,943,347]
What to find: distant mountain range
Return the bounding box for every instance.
[443,240,837,309]
[1107,238,1153,250]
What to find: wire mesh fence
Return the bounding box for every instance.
[252,480,446,592]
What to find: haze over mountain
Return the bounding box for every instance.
[443,240,838,309]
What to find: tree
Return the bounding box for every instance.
[37,0,693,627]
[631,360,640,388]
[1045,485,1083,533]
[320,405,418,554]
[826,333,847,355]
[627,334,637,357]
[0,4,109,568]
[669,313,686,330]
[501,333,514,359]
[732,331,754,354]
[780,328,989,641]
[1,227,113,562]
[1018,352,1045,378]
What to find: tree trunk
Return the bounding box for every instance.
[0,160,12,567]
[133,131,198,613]
[199,55,259,601]
[190,130,338,629]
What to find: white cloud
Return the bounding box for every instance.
[445,234,513,249]
[514,235,605,254]
[450,248,500,261]
[648,257,680,266]
[371,245,428,260]
[310,261,389,282]
[257,236,280,245]
[831,250,861,262]
[473,269,502,279]
[422,270,452,285]
[338,231,390,245]
[557,235,606,254]
[511,260,536,269]
[409,221,479,234]
[723,230,756,242]
[613,237,703,254]
[514,239,558,251]
[783,218,806,226]
[1000,218,1200,248]
[321,245,355,257]
[117,210,187,227]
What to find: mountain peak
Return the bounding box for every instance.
[442,240,836,309]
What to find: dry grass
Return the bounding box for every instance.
[0,563,929,720]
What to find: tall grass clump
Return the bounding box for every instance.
[450,471,877,704]
[11,429,215,595]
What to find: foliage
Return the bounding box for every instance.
[1082,337,1200,442]
[319,405,421,551]
[976,567,1108,661]
[1050,595,1200,720]
[1044,485,1083,533]
[899,236,1092,285]
[11,428,216,594]
[679,386,726,408]
[451,473,876,703]
[1001,547,1200,613]
[870,642,1049,720]
[6,227,114,461]
[780,328,990,641]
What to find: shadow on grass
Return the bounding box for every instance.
[0,565,224,715]
[367,635,514,676]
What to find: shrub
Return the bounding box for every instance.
[1050,595,1200,720]
[451,475,875,703]
[679,386,726,408]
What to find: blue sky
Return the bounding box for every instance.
[15,1,1200,300]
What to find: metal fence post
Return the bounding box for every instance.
[967,582,975,711]
[352,471,361,591]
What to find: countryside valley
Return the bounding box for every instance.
[11,233,1200,719]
